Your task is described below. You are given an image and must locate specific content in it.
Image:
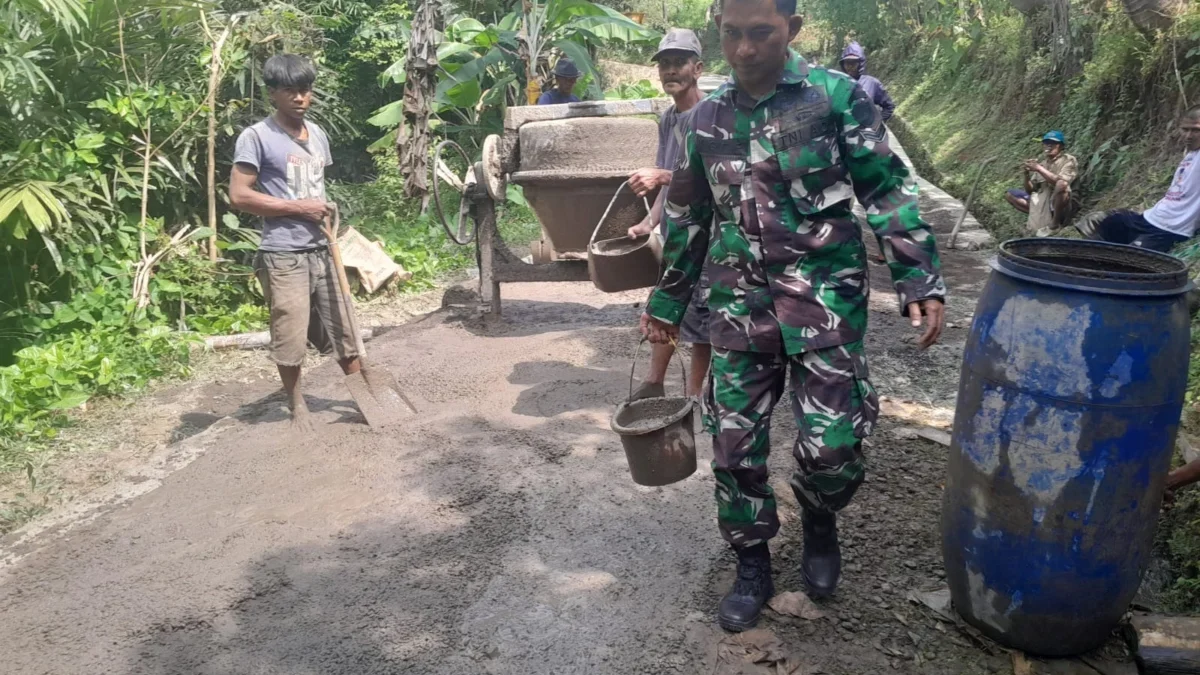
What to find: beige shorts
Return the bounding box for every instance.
[254,248,359,367]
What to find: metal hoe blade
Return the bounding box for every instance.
[344,372,391,428]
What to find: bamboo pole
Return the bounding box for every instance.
[200,14,237,263]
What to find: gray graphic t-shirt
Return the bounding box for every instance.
[653,104,692,237]
[233,117,332,251]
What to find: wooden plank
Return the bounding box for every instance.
[916,427,952,447]
[1129,614,1200,675]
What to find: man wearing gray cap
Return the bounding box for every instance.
[626,28,710,401]
[536,58,582,105]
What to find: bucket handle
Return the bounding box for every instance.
[628,335,688,404]
[589,180,653,251]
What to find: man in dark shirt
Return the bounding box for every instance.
[536,58,581,105]
[839,42,895,122]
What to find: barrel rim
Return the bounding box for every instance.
[995,238,1190,296]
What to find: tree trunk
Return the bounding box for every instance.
[1009,0,1048,15]
[396,0,440,200]
[1121,0,1182,36]
[201,15,236,263]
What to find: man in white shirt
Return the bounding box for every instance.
[1076,106,1200,252]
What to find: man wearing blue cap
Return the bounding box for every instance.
[1005,130,1077,236]
[537,58,581,105]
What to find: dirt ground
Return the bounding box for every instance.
[0,158,1138,673]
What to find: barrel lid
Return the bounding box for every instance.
[993,238,1192,296]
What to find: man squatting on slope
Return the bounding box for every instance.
[626,28,711,400]
[641,0,946,632]
[230,54,361,432]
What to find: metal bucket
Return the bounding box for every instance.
[610,340,697,486]
[588,182,662,293]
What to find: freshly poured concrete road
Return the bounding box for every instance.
[0,139,995,674]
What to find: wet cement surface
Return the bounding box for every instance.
[0,154,1049,674]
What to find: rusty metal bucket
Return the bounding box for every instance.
[588,181,662,293]
[610,339,697,487]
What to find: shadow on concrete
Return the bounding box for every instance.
[125,390,721,674]
[449,298,645,340]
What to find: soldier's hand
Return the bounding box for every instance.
[640,313,679,344]
[906,298,945,350]
[629,168,671,197]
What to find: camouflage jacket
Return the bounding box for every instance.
[645,50,946,355]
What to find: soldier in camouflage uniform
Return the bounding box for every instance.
[640,0,946,632]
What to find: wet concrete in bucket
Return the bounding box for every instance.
[615,397,691,433]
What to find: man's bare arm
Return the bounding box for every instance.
[229,163,328,223]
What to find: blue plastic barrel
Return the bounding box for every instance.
[942,239,1191,656]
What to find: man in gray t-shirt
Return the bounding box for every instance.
[229,54,362,432]
[625,28,711,401]
[233,116,332,250]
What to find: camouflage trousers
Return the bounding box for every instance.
[703,342,880,549]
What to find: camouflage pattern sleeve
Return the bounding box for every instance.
[646,123,714,325]
[836,81,947,315]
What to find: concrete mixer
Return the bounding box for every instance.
[432,98,672,315]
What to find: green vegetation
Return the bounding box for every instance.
[804,0,1200,610]
[605,79,662,99]
[0,0,656,529]
[803,0,1200,242]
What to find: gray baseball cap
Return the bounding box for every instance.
[652,28,702,62]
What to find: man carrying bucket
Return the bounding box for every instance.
[626,28,710,399]
[641,0,946,632]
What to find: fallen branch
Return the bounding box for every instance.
[203,326,382,351]
[132,225,193,309]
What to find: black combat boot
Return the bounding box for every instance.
[718,543,774,632]
[802,510,841,599]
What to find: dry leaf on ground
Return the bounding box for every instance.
[907,586,955,622]
[1012,651,1035,675]
[718,628,817,674]
[768,591,827,620]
